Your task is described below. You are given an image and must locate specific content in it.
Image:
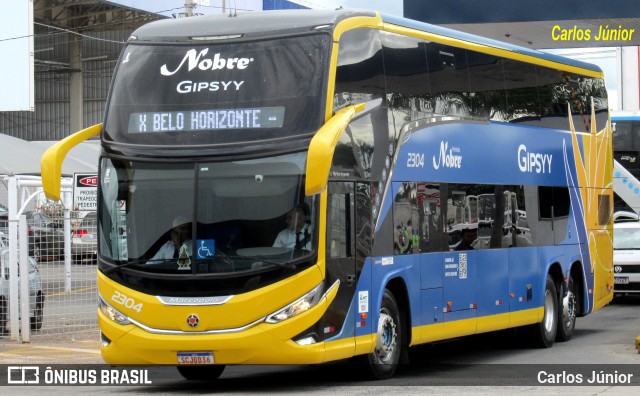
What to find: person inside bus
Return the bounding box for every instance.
[273,205,311,250]
[148,216,193,262]
[455,227,477,251]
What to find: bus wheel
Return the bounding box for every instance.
[176,365,225,381]
[531,274,558,348]
[556,274,577,342]
[30,294,44,331]
[364,289,402,380]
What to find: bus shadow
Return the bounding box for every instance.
[118,324,609,392]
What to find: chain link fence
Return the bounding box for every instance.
[1,198,98,341]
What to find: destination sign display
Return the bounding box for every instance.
[128,106,285,133]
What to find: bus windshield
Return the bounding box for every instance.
[98,152,318,295]
[103,34,330,146]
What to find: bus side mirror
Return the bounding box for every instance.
[305,103,364,196]
[41,124,102,201]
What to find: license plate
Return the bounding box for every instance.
[614,276,629,285]
[177,352,214,365]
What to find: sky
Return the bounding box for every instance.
[0,1,627,112]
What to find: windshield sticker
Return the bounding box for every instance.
[197,239,215,259]
[358,291,369,314]
[177,245,191,270]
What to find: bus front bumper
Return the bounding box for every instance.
[98,305,329,365]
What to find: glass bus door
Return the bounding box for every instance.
[325,182,357,343]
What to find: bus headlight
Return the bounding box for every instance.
[99,296,131,325]
[265,282,324,324]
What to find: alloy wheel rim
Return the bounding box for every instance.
[375,310,397,363]
[543,289,555,333]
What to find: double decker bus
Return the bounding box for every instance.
[42,9,613,380]
[612,111,640,212]
[613,111,640,178]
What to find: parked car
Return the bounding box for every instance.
[72,211,97,264]
[613,211,640,296]
[0,205,7,230]
[0,211,64,261]
[24,212,64,262]
[0,247,44,334]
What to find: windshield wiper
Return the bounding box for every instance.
[102,252,306,275]
[228,255,298,269]
[102,257,192,274]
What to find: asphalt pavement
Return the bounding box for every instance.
[0,330,102,364]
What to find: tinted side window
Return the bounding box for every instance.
[502,59,541,124]
[334,29,385,110]
[537,66,571,130]
[417,182,444,252]
[445,184,531,249]
[613,120,634,150]
[333,28,389,182]
[538,186,570,218]
[381,31,432,135]
[537,68,605,133]
[328,192,350,258]
[424,43,471,118]
[392,182,419,255]
[590,77,609,130]
[466,52,507,121]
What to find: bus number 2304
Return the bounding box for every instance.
[112,291,143,312]
[407,152,425,168]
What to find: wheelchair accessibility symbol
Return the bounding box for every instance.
[197,239,215,259]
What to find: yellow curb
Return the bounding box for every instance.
[0,345,101,356]
[16,345,101,354]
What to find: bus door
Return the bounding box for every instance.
[324,181,357,348]
[443,250,477,318]
[443,186,477,331]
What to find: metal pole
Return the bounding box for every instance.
[19,215,30,342]
[184,0,194,17]
[63,190,72,292]
[8,176,19,340]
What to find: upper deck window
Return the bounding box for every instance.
[103,34,330,146]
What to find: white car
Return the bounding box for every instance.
[0,247,44,334]
[71,211,97,264]
[613,212,640,296]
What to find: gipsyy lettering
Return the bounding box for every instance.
[517,144,553,174]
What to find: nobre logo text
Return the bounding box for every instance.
[161,49,254,76]
[432,141,462,170]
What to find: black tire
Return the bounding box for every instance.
[176,365,225,381]
[33,245,41,263]
[358,289,403,380]
[556,274,577,342]
[30,294,44,331]
[0,299,6,336]
[531,274,558,348]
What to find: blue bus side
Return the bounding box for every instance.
[329,121,594,344]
